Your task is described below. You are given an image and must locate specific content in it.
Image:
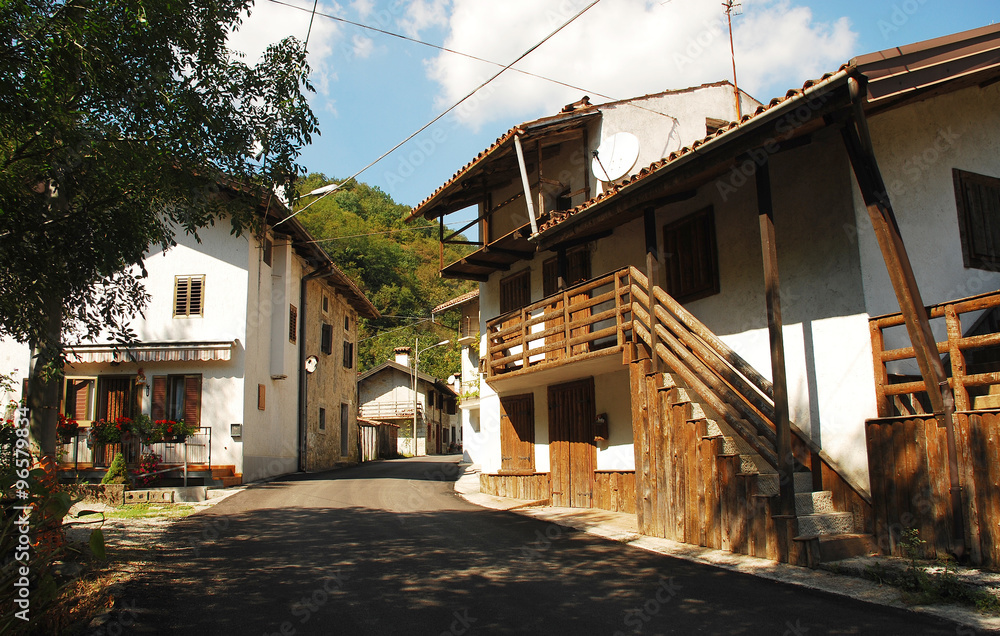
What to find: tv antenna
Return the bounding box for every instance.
[723,1,743,120]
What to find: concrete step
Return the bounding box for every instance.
[755,472,813,496]
[795,533,878,569]
[796,511,855,537]
[795,490,835,516]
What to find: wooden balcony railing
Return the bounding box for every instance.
[484,268,633,378]
[359,401,424,420]
[869,290,1000,417]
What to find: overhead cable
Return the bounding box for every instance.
[274,0,605,227]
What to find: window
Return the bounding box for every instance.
[173,275,205,317]
[322,294,329,314]
[428,391,435,408]
[319,407,326,431]
[340,403,350,456]
[543,246,591,296]
[289,305,297,343]
[447,398,457,416]
[663,207,720,303]
[152,375,202,426]
[64,378,95,422]
[343,340,354,369]
[262,236,273,267]
[321,323,333,355]
[954,169,1000,271]
[500,394,534,473]
[500,269,531,314]
[344,316,350,331]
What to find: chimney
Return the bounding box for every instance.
[394,346,411,367]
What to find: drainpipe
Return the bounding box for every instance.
[298,263,337,473]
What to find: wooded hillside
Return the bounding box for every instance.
[293,174,475,379]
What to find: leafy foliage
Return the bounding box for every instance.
[101,452,128,485]
[0,0,318,455]
[294,174,475,379]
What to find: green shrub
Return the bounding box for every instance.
[101,452,128,485]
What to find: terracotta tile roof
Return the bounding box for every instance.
[537,68,850,235]
[431,289,479,315]
[405,81,746,223]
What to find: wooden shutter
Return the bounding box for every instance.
[183,375,201,426]
[500,393,534,473]
[174,276,204,316]
[262,236,273,267]
[289,305,298,343]
[954,169,1000,270]
[174,277,190,316]
[499,269,531,314]
[663,207,719,303]
[151,376,167,420]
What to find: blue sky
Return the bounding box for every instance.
[230,0,998,230]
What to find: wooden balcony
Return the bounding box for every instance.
[484,268,633,380]
[869,289,1000,417]
[359,401,424,421]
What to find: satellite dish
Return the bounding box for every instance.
[592,132,640,182]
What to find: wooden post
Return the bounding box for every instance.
[755,157,795,518]
[644,207,660,373]
[841,77,964,558]
[439,214,445,271]
[946,306,970,411]
[514,134,539,235]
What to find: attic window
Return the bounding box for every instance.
[706,117,730,135]
[954,168,1000,271]
[173,275,205,317]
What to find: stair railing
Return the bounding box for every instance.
[629,266,779,469]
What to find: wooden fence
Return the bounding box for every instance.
[866,411,1000,565]
[359,420,399,462]
[480,471,636,514]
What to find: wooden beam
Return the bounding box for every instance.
[514,134,539,235]
[755,157,796,518]
[841,76,964,559]
[643,207,660,374]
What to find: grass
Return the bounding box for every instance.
[105,503,196,519]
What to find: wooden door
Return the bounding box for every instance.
[548,378,596,508]
[500,394,535,473]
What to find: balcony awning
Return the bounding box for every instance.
[66,341,236,364]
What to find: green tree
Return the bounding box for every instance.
[294,173,475,379]
[0,0,319,458]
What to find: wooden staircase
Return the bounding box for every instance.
[627,267,874,566]
[210,465,242,488]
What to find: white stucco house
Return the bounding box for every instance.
[405,25,1000,566]
[4,195,380,484]
[432,290,482,464]
[358,347,459,456]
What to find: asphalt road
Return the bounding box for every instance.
[120,456,963,635]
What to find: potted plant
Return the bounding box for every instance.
[151,419,197,443]
[57,414,80,444]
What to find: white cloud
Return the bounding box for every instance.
[426,0,857,131]
[352,34,375,58]
[398,0,451,38]
[352,0,375,19]
[226,0,343,97]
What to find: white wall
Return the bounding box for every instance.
[855,82,1000,362]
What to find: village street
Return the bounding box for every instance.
[118,457,960,635]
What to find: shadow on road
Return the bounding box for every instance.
[120,493,960,635]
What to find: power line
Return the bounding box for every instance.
[275,0,605,228]
[297,224,437,244]
[267,0,677,123]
